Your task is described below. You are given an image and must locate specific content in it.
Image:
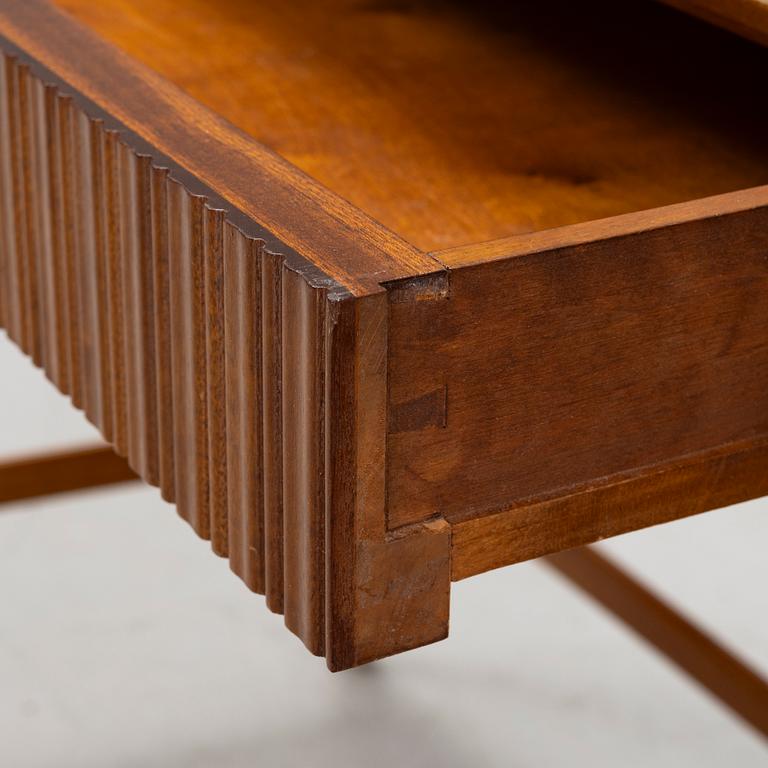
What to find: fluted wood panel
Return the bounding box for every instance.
[0,49,332,654]
[223,230,265,593]
[261,249,285,613]
[282,267,327,656]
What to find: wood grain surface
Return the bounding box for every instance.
[389,194,768,531]
[51,0,768,251]
[0,0,438,295]
[0,47,333,663]
[324,292,451,670]
[454,437,768,580]
[0,43,452,667]
[2,0,767,670]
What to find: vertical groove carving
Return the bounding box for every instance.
[0,49,336,663]
[224,225,265,590]
[16,63,41,363]
[104,129,127,453]
[2,57,27,351]
[152,165,174,502]
[168,182,209,537]
[42,83,67,391]
[262,249,284,612]
[73,108,99,426]
[205,207,227,556]
[26,73,48,372]
[58,93,82,408]
[282,266,327,656]
[0,53,11,334]
[120,148,158,482]
[90,117,113,442]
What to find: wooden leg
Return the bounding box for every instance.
[0,445,138,504]
[547,547,768,739]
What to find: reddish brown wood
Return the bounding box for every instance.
[0,0,438,294]
[548,546,768,738]
[389,196,768,530]
[204,206,227,556]
[151,163,174,500]
[282,264,328,656]
[167,185,209,537]
[452,436,768,580]
[223,228,265,592]
[0,445,137,504]
[0,33,451,668]
[261,249,284,613]
[0,0,766,674]
[324,291,451,670]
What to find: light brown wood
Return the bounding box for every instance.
[0,0,438,295]
[51,0,768,251]
[0,445,137,504]
[548,547,768,738]
[435,186,768,268]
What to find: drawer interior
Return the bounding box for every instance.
[54,0,768,252]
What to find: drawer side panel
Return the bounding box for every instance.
[388,206,768,529]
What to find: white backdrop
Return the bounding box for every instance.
[0,333,766,768]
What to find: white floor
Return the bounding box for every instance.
[0,335,766,768]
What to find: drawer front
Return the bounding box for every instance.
[0,45,330,624]
[0,26,451,670]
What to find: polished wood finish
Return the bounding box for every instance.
[391,193,768,530]
[323,292,451,669]
[0,445,137,504]
[0,46,332,659]
[548,547,768,738]
[0,0,437,295]
[0,0,766,672]
[0,41,449,666]
[51,0,768,251]
[453,437,768,580]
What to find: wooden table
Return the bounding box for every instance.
[0,0,766,736]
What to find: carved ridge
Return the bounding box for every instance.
[0,48,342,656]
[0,47,453,670]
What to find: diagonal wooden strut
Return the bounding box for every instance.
[0,445,138,505]
[548,547,768,739]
